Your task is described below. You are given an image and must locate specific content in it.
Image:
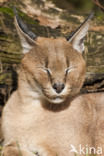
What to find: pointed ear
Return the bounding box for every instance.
[14,8,37,54]
[67,12,94,53]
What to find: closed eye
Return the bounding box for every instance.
[43,68,52,75]
[65,66,75,74]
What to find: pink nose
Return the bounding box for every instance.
[52,83,65,93]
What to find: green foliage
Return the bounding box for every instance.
[47,0,94,11]
[0,7,14,17]
[66,0,93,11]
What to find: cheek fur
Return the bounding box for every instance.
[35,71,50,86]
[66,70,85,90]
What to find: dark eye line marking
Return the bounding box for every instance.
[45,57,49,68]
[37,66,51,76]
[44,58,52,78]
[46,68,51,76]
[44,68,53,83]
[43,67,52,77]
[66,57,70,68]
[65,66,75,75]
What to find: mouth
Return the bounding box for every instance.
[45,96,65,104]
[49,97,65,104]
[42,88,68,104]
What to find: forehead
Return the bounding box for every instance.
[28,37,82,68]
[35,37,73,69]
[37,37,69,49]
[36,37,73,57]
[24,37,84,70]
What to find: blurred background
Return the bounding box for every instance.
[48,0,96,11]
[0,0,104,111]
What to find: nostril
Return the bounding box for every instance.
[52,83,65,94]
[61,83,65,89]
[53,83,57,90]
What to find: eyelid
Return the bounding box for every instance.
[43,68,52,75]
[65,66,75,74]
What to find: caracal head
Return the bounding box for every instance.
[14,9,93,104]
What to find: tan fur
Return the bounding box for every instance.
[2,13,104,156]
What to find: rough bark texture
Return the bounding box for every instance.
[0,0,104,106]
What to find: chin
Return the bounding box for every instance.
[47,97,65,104]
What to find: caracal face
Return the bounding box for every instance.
[15,11,93,105]
[21,37,86,104]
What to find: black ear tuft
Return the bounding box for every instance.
[67,12,94,42]
[13,7,37,40]
[67,12,94,53]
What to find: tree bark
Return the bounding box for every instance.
[0,0,104,105]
